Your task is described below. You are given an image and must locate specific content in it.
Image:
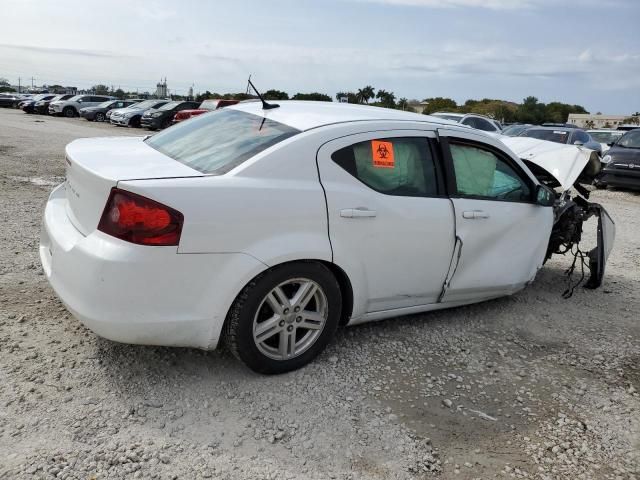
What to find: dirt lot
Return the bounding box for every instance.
[0,107,639,479]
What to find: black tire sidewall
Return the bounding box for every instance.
[95,112,105,122]
[228,263,341,374]
[63,107,76,118]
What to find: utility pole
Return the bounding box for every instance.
[31,76,35,89]
[18,77,21,93]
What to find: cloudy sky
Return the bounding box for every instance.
[0,0,638,113]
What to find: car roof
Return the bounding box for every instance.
[229,100,460,131]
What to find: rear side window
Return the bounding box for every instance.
[145,109,300,174]
[450,143,531,202]
[331,137,438,197]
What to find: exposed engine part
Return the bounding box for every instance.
[547,191,610,296]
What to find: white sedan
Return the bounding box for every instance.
[40,101,614,374]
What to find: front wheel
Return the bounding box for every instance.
[224,262,342,374]
[63,107,76,118]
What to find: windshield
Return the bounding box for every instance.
[501,125,529,136]
[125,100,155,110]
[617,130,640,148]
[158,101,179,111]
[145,109,300,174]
[200,100,219,110]
[588,131,624,144]
[521,129,570,144]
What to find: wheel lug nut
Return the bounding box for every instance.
[294,307,300,312]
[296,316,302,322]
[279,320,285,327]
[287,325,293,332]
[283,308,289,314]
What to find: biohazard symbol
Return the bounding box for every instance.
[371,140,395,168]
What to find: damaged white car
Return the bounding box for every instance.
[39,101,615,374]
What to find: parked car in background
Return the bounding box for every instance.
[40,101,613,374]
[519,126,602,155]
[172,99,240,124]
[617,124,640,132]
[598,129,640,189]
[20,93,58,113]
[49,95,114,118]
[0,94,26,108]
[501,124,532,137]
[430,112,502,132]
[34,94,75,114]
[542,123,579,128]
[140,101,200,130]
[80,99,140,122]
[587,129,625,154]
[110,100,169,128]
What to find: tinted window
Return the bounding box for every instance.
[450,143,531,201]
[574,131,590,144]
[331,137,437,197]
[473,118,496,132]
[146,109,299,174]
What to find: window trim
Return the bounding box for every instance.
[329,135,446,199]
[439,137,536,204]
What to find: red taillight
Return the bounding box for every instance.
[98,188,183,246]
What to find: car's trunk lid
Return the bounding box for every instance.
[65,136,202,235]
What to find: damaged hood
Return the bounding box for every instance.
[499,136,600,191]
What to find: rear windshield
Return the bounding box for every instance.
[145,109,300,174]
[521,129,569,144]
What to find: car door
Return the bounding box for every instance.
[437,128,553,303]
[317,130,456,317]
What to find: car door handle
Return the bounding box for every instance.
[462,210,489,219]
[340,208,377,218]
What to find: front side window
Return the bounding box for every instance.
[450,143,531,201]
[331,137,437,197]
[145,109,300,174]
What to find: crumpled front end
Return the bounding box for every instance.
[500,136,615,293]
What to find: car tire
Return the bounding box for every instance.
[129,116,141,128]
[95,112,105,122]
[161,118,171,129]
[224,262,342,374]
[63,107,76,118]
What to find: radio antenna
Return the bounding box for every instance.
[247,75,279,110]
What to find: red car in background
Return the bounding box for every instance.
[172,99,240,124]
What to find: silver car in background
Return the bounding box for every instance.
[110,99,170,128]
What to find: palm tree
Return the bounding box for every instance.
[397,98,409,111]
[356,85,375,104]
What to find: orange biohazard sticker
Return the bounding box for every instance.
[371,140,395,168]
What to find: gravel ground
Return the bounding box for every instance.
[1,107,639,480]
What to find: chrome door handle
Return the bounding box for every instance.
[340,208,377,218]
[462,210,489,219]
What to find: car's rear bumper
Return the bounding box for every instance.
[600,168,640,189]
[40,183,265,350]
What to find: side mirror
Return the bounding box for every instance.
[535,184,555,207]
[573,140,584,146]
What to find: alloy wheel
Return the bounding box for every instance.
[252,278,328,361]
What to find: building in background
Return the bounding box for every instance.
[568,113,634,129]
[155,78,168,98]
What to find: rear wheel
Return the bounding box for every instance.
[224,262,341,374]
[161,118,171,129]
[129,116,141,128]
[95,112,105,122]
[63,106,76,118]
